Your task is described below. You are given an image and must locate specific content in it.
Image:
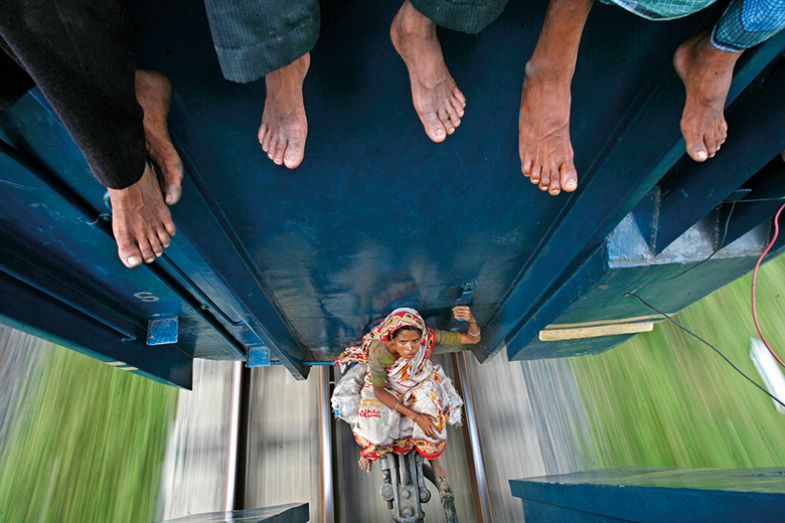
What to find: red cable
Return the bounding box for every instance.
[751,201,785,368]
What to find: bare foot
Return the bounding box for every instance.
[108,162,176,268]
[258,53,309,169]
[430,458,448,483]
[135,70,183,205]
[358,456,372,474]
[391,0,466,143]
[519,61,578,196]
[673,33,741,162]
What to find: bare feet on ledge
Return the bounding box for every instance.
[259,53,310,169]
[391,0,466,143]
[518,61,578,197]
[358,456,372,474]
[109,162,176,268]
[673,32,740,162]
[135,70,183,205]
[108,70,180,269]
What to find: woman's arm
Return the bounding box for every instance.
[453,306,481,345]
[372,385,437,438]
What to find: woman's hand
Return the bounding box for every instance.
[413,412,438,439]
[452,305,475,324]
[454,305,482,344]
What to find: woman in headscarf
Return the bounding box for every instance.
[332,306,481,483]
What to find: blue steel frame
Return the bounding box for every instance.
[1,0,784,385]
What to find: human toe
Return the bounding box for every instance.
[422,111,447,142]
[156,227,171,249]
[683,126,708,161]
[522,156,532,178]
[452,87,466,107]
[539,170,552,192]
[148,232,164,258]
[560,162,578,192]
[445,104,461,129]
[271,138,285,165]
[530,164,541,185]
[283,139,305,169]
[437,109,455,135]
[117,236,143,269]
[548,172,561,196]
[705,134,720,158]
[258,123,268,145]
[449,96,465,118]
[137,236,156,264]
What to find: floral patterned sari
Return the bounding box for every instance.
[332,308,463,460]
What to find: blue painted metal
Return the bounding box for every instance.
[160,503,309,523]
[246,347,272,368]
[0,271,192,388]
[147,316,180,346]
[506,213,779,360]
[1,0,784,385]
[652,63,785,252]
[510,468,785,522]
[721,161,785,246]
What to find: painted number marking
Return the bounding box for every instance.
[133,291,160,303]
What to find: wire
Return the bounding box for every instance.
[625,291,785,409]
[751,201,785,368]
[723,196,785,204]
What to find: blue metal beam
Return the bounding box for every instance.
[722,162,785,247]
[511,468,785,523]
[0,272,193,388]
[653,61,785,252]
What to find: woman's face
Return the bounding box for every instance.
[388,329,421,359]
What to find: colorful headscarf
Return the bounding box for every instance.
[335,308,438,390]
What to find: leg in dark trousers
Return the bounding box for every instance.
[204,0,320,169]
[0,0,183,268]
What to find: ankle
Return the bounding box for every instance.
[525,59,573,84]
[266,54,309,86]
[394,1,436,37]
[685,33,740,66]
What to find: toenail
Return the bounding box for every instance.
[550,190,560,195]
[564,180,577,190]
[696,151,708,161]
[126,256,140,267]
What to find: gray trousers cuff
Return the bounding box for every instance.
[204,0,320,83]
[410,0,508,34]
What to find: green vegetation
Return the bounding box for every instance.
[0,344,177,523]
[572,254,785,469]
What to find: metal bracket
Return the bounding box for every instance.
[147,316,179,346]
[246,347,271,368]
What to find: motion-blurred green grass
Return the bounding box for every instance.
[0,345,177,523]
[572,254,785,469]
